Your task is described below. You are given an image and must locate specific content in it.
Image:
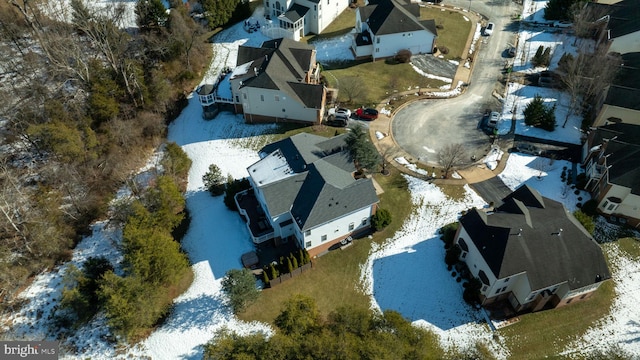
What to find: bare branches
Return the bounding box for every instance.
[437,143,467,178]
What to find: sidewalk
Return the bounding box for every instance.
[369,6,502,185]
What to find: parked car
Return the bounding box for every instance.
[355,107,379,120]
[328,107,351,118]
[487,111,500,128]
[553,21,573,28]
[326,114,348,127]
[484,22,495,36]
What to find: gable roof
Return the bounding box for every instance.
[236,38,324,109]
[359,0,437,36]
[459,185,610,291]
[603,0,640,38]
[253,133,379,230]
[591,123,640,194]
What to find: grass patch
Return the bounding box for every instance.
[499,241,622,359]
[421,6,472,60]
[324,61,448,106]
[305,6,359,43]
[239,166,412,323]
[617,237,640,260]
[437,184,467,202]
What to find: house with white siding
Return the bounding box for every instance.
[455,185,610,314]
[198,38,325,124]
[235,133,380,257]
[262,0,351,41]
[352,0,437,61]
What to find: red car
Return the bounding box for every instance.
[355,107,379,120]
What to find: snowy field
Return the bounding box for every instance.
[3,3,640,359]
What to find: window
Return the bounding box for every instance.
[376,37,380,44]
[503,277,510,283]
[314,4,316,10]
[305,230,311,236]
[305,241,312,248]
[501,287,507,293]
[461,252,467,259]
[375,48,379,53]
[349,222,355,231]
[607,203,616,211]
[266,1,269,7]
[235,96,239,102]
[361,217,368,226]
[275,95,279,101]
[243,93,247,99]
[321,234,327,242]
[260,94,264,101]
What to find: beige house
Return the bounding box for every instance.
[455,185,610,313]
[198,38,325,124]
[582,123,640,228]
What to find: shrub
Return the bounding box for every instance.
[463,277,482,305]
[223,177,251,210]
[372,208,392,231]
[445,244,461,266]
[221,268,260,313]
[582,199,598,217]
[440,222,459,247]
[438,45,449,55]
[395,49,412,63]
[574,210,595,235]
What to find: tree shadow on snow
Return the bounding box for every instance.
[372,236,483,331]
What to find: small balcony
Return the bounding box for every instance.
[235,189,275,244]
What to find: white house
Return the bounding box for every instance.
[455,185,610,314]
[262,0,351,41]
[235,133,380,257]
[352,0,437,60]
[198,38,326,124]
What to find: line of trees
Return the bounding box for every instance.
[203,294,463,360]
[0,0,209,306]
[58,146,193,340]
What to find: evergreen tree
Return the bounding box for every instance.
[221,268,260,313]
[202,163,225,196]
[286,257,293,274]
[541,47,552,67]
[291,255,298,269]
[201,0,241,29]
[136,0,169,30]
[524,94,556,131]
[544,0,578,21]
[345,124,381,173]
[262,271,270,285]
[371,208,392,231]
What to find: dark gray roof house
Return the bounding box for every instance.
[361,0,437,36]
[457,185,610,312]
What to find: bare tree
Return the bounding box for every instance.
[571,2,611,40]
[437,143,467,178]
[339,76,366,104]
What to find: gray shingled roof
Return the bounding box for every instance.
[257,133,379,231]
[459,185,610,291]
[591,123,640,195]
[236,38,324,109]
[360,0,436,36]
[283,3,309,23]
[605,0,640,38]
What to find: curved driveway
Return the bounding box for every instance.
[392,0,521,167]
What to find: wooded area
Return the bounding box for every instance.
[0,0,211,309]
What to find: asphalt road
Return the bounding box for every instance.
[392,0,521,167]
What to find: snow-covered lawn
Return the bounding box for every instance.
[3,3,640,359]
[498,83,583,144]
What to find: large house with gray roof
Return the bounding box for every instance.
[352,0,437,60]
[235,133,379,257]
[198,38,325,123]
[455,185,610,313]
[262,0,350,41]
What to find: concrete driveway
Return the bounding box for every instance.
[391,0,521,168]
